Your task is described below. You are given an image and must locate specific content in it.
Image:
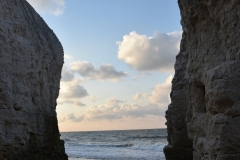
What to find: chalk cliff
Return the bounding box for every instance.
[165,0,240,159]
[0,0,67,159]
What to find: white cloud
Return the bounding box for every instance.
[74,101,86,107]
[58,78,88,107]
[133,93,143,101]
[132,93,149,101]
[61,67,74,82]
[149,75,173,105]
[58,99,86,107]
[71,61,128,81]
[62,84,88,98]
[117,31,182,71]
[58,75,173,121]
[64,54,73,60]
[26,0,65,16]
[132,76,173,105]
[61,98,165,122]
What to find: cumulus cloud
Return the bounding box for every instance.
[67,113,84,122]
[74,101,86,107]
[62,84,89,98]
[149,75,173,105]
[61,67,74,82]
[71,61,128,81]
[26,0,65,16]
[133,75,173,105]
[58,78,88,107]
[117,31,182,71]
[132,93,149,101]
[61,98,165,122]
[58,75,173,121]
[58,99,86,107]
[64,54,73,60]
[133,93,143,101]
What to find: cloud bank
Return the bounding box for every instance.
[59,75,173,122]
[62,98,165,122]
[58,58,129,107]
[71,61,128,81]
[27,0,65,16]
[117,31,182,71]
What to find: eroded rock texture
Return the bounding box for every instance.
[164,22,193,160]
[0,0,68,159]
[165,0,240,160]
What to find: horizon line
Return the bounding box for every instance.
[60,127,167,133]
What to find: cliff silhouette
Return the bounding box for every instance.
[165,0,240,160]
[0,0,67,159]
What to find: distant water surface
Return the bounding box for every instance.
[61,129,167,160]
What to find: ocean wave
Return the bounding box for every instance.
[66,143,134,148]
[66,140,165,151]
[63,138,71,141]
[99,143,134,148]
[128,135,167,139]
[62,129,167,159]
[130,141,165,151]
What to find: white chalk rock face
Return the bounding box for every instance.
[165,0,240,160]
[0,0,67,159]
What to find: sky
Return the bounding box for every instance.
[26,0,182,132]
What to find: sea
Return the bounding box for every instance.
[60,129,167,160]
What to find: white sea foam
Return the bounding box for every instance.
[131,140,165,151]
[61,129,167,160]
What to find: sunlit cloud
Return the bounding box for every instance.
[133,75,172,105]
[64,54,73,60]
[59,75,172,121]
[71,61,128,81]
[60,98,166,122]
[62,84,88,98]
[58,78,88,107]
[117,31,182,71]
[149,75,173,105]
[133,93,143,101]
[132,93,149,101]
[26,0,65,16]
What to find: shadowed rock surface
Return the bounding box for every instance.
[165,0,240,159]
[0,0,68,159]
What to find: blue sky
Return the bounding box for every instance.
[27,0,182,131]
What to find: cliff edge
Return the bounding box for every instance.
[165,0,240,159]
[0,0,68,159]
